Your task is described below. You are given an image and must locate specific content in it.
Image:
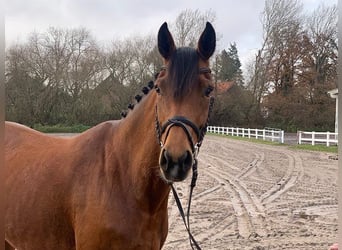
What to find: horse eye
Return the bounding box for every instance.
[155,85,161,94]
[205,86,214,97]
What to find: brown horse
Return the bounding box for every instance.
[5,22,216,250]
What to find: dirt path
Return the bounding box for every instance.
[163,135,338,250]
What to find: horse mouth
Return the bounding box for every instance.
[160,166,189,183]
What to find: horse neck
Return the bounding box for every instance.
[116,92,170,212]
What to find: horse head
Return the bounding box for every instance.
[155,22,216,182]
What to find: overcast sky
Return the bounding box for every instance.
[5,0,337,74]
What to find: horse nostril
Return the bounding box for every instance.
[160,149,193,172]
[179,151,193,171]
[159,149,170,171]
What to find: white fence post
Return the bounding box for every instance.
[312,131,315,146]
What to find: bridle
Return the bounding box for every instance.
[154,66,214,155]
[154,66,214,250]
[155,66,213,148]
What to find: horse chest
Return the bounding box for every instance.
[75,207,169,250]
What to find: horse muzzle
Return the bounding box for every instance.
[159,148,193,182]
[155,114,204,182]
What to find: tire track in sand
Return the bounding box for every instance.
[203,155,268,239]
[164,136,337,249]
[260,151,304,205]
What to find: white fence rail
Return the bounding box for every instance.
[207,126,284,143]
[298,131,338,146]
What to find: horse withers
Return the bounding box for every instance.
[5,22,216,250]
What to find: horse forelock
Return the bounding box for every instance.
[167,47,199,99]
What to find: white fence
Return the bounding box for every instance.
[298,131,338,146]
[207,126,284,143]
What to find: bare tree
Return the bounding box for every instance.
[262,0,303,95]
[66,28,102,93]
[249,0,338,130]
[64,28,103,123]
[301,4,338,89]
[5,44,43,125]
[6,27,104,124]
[101,35,158,116]
[171,9,216,47]
[245,0,304,126]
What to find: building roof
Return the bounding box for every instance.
[216,81,235,94]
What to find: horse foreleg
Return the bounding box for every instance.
[5,241,15,250]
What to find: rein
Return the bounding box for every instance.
[155,80,214,249]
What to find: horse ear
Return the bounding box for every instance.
[197,22,216,60]
[158,22,176,60]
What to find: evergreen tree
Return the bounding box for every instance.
[217,43,244,85]
[227,43,244,85]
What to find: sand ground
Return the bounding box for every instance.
[163,135,338,250]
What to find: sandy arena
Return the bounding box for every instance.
[163,135,338,250]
